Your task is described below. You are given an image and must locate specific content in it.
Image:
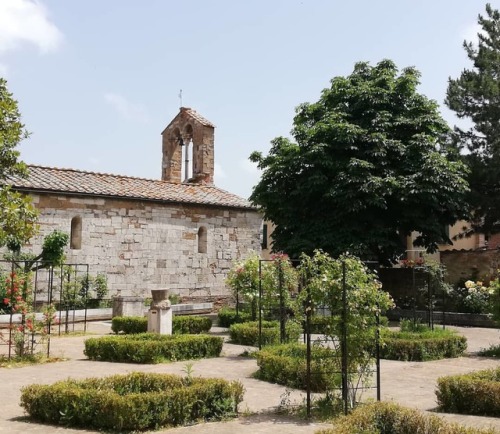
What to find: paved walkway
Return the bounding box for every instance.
[0,323,499,433]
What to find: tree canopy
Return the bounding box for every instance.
[250,60,469,262]
[0,78,38,248]
[445,4,500,235]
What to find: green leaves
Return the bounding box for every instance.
[251,60,469,262]
[0,78,37,248]
[446,4,500,236]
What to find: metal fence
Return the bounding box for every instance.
[254,258,381,417]
[0,260,93,359]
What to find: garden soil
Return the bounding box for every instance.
[0,323,498,434]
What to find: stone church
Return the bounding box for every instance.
[6,108,262,302]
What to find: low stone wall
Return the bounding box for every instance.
[387,308,497,328]
[0,303,214,328]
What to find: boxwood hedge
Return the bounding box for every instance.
[254,343,341,392]
[380,328,467,361]
[229,320,302,346]
[111,315,212,335]
[436,367,500,417]
[217,307,252,327]
[317,401,496,434]
[84,333,223,363]
[20,372,244,431]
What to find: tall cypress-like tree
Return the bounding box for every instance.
[446,4,500,235]
[250,60,469,263]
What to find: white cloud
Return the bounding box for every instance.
[0,0,63,55]
[104,92,150,123]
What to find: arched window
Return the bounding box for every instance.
[197,226,207,254]
[70,216,82,250]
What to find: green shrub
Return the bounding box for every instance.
[111,316,147,334]
[308,315,388,334]
[229,320,302,346]
[478,343,500,358]
[316,401,496,434]
[217,307,251,327]
[84,334,223,364]
[436,367,500,417]
[20,372,243,431]
[255,343,341,392]
[380,328,467,361]
[172,316,212,334]
[111,315,212,335]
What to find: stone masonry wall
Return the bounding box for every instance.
[18,193,262,299]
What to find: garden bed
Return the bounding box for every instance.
[20,372,243,431]
[229,320,302,347]
[387,308,496,328]
[317,401,497,434]
[436,366,500,417]
[254,343,340,392]
[380,327,467,361]
[84,333,223,363]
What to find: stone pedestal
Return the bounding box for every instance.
[147,289,172,335]
[112,295,145,318]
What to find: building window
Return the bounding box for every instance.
[198,226,207,253]
[70,216,82,250]
[262,223,268,249]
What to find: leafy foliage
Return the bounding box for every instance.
[0,78,38,248]
[225,252,298,320]
[317,401,497,434]
[254,343,341,392]
[294,251,394,408]
[111,315,212,335]
[228,320,302,347]
[250,60,469,262]
[436,367,500,417]
[446,4,500,235]
[20,372,244,431]
[217,307,252,327]
[84,333,223,364]
[380,324,468,361]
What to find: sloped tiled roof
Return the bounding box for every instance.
[162,107,215,133]
[7,165,255,210]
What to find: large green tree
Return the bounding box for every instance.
[250,60,469,262]
[445,4,500,235]
[0,78,38,248]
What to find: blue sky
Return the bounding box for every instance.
[0,0,498,199]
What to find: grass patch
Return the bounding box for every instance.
[0,354,66,368]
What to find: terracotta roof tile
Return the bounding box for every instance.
[7,165,254,210]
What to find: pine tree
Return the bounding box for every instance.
[446,4,500,234]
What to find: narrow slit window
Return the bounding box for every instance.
[198,226,207,253]
[70,216,82,250]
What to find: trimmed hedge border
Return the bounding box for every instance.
[316,401,496,434]
[229,320,302,347]
[436,367,500,417]
[84,334,223,363]
[255,343,340,392]
[380,329,467,361]
[217,307,252,328]
[111,315,212,335]
[20,372,244,432]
